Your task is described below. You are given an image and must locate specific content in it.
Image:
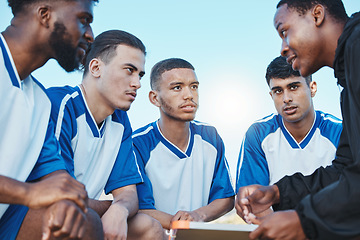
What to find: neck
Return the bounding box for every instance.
[158,117,190,152]
[2,23,50,80]
[283,110,316,143]
[80,81,114,126]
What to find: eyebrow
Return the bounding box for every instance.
[125,63,145,77]
[275,22,282,31]
[271,81,301,91]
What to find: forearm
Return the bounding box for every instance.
[140,209,173,230]
[193,196,235,222]
[88,199,112,217]
[0,175,30,205]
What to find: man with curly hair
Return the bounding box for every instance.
[0,1,103,239]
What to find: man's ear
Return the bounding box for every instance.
[89,58,101,78]
[312,4,325,27]
[37,5,51,28]
[149,90,161,107]
[309,81,317,97]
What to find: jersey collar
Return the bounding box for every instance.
[279,111,319,149]
[153,120,194,159]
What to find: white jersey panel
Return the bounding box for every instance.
[72,115,124,199]
[0,35,52,217]
[262,128,336,185]
[145,135,217,215]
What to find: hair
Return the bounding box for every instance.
[8,0,99,16]
[82,29,146,75]
[265,56,312,85]
[277,0,348,23]
[150,58,195,90]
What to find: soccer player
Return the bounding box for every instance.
[236,56,342,189]
[236,0,360,239]
[133,58,235,230]
[0,1,103,240]
[48,30,164,240]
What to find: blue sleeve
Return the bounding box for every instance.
[27,119,66,182]
[208,129,235,204]
[104,113,143,194]
[47,88,76,178]
[236,124,269,192]
[133,136,156,210]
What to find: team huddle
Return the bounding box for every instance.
[0,0,359,239]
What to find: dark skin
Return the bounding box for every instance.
[1,0,99,239]
[236,4,346,240]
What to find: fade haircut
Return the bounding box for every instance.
[265,56,312,86]
[82,29,146,76]
[8,0,99,16]
[150,58,195,90]
[277,0,348,23]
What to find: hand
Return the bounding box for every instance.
[171,210,203,223]
[101,203,129,240]
[235,184,279,223]
[248,210,306,240]
[26,172,88,211]
[41,199,88,240]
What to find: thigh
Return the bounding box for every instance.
[16,207,45,240]
[0,205,29,240]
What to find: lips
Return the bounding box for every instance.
[126,91,137,101]
[286,55,298,71]
[283,105,297,115]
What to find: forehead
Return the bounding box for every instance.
[55,0,94,17]
[160,68,197,84]
[274,4,298,30]
[110,45,145,66]
[269,75,307,88]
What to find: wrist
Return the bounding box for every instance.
[272,184,280,204]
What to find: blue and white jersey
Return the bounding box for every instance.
[133,120,235,215]
[0,34,65,220]
[236,111,342,191]
[48,86,143,199]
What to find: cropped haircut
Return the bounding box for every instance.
[8,0,99,16]
[265,56,312,86]
[150,58,195,90]
[277,0,348,23]
[82,30,146,76]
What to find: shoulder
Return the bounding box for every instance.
[317,111,342,129]
[132,121,158,145]
[246,113,280,140]
[46,85,79,105]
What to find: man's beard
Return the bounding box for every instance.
[49,22,79,72]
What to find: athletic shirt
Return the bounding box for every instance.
[133,120,235,215]
[48,86,143,199]
[236,111,342,191]
[0,34,65,218]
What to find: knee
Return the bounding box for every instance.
[129,213,165,240]
[83,208,104,240]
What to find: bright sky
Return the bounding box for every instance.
[0,0,358,181]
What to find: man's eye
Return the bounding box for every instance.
[127,68,133,73]
[191,85,198,90]
[290,85,298,90]
[274,89,282,94]
[173,86,181,90]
